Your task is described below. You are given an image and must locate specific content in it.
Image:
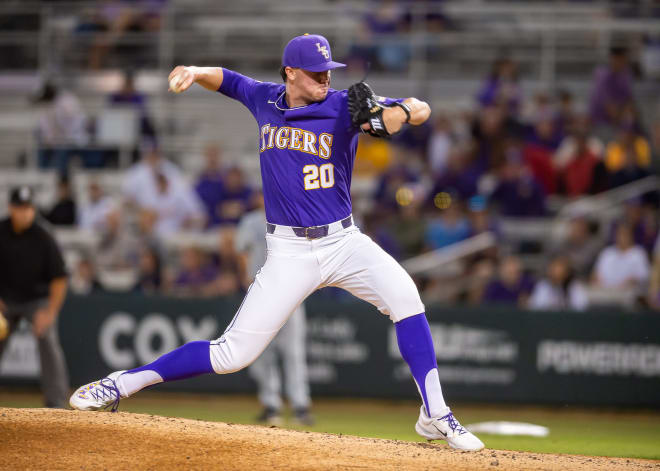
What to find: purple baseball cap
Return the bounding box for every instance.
[282,34,346,72]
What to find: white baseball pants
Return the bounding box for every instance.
[209,225,425,374]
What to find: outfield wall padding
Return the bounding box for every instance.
[1,293,658,406]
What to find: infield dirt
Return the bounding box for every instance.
[1,407,658,470]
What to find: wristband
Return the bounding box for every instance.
[393,102,411,123]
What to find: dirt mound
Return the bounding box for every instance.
[0,407,657,471]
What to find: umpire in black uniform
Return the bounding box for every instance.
[0,186,69,407]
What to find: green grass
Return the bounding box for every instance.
[2,390,659,460]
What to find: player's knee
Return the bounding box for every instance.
[387,282,424,322]
[218,350,259,374]
[220,358,252,374]
[209,340,262,374]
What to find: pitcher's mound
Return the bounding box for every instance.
[0,407,656,470]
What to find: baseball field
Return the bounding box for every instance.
[1,390,659,470]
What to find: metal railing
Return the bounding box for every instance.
[557,175,660,220]
[402,232,497,276]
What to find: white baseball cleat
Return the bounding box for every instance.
[69,370,126,412]
[415,405,485,451]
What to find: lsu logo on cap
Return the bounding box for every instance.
[316,42,329,60]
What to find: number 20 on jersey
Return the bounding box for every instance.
[303,164,335,190]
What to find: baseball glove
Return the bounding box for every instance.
[347,82,391,138]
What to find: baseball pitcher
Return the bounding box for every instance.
[71,34,484,451]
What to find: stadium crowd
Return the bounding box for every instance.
[23,42,660,313]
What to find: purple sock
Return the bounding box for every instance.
[127,340,214,381]
[395,313,447,417]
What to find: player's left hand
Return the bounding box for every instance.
[32,307,56,338]
[361,107,408,135]
[348,82,391,138]
[349,82,410,137]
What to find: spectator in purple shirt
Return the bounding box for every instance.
[477,58,522,117]
[172,246,219,297]
[195,143,226,227]
[490,147,547,217]
[482,255,534,307]
[216,166,253,225]
[589,47,635,129]
[347,0,409,72]
[364,0,404,34]
[401,0,448,33]
[426,149,481,203]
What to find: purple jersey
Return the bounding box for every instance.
[218,68,400,227]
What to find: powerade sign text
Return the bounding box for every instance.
[537,341,660,377]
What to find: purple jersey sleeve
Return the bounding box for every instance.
[218,68,260,116]
[379,96,404,106]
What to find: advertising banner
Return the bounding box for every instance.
[1,293,658,406]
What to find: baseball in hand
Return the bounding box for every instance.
[169,75,185,93]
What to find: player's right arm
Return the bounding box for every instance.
[168,66,263,117]
[168,66,223,93]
